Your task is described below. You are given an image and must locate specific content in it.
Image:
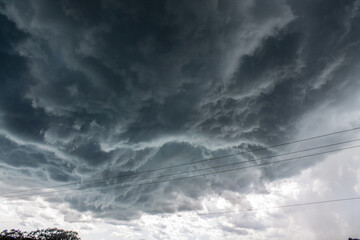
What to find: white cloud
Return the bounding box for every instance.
[2,147,359,239]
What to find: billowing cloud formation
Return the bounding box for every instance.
[0,0,360,221]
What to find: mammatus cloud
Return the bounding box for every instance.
[0,0,360,230]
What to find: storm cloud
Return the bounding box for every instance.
[0,0,360,223]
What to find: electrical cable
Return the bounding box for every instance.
[3,126,360,196]
[3,138,360,198]
[197,196,360,216]
[5,144,360,200]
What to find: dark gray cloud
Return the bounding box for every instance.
[0,0,360,221]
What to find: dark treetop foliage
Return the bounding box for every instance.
[0,228,80,240]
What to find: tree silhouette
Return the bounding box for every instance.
[0,228,80,240]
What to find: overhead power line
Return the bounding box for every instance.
[4,144,360,200]
[197,196,360,216]
[3,126,360,197]
[3,138,360,198]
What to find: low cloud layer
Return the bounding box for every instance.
[0,0,360,223]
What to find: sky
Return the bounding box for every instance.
[0,0,360,239]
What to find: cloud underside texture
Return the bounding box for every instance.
[0,0,360,220]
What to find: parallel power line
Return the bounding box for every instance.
[2,197,359,223]
[197,196,360,216]
[3,126,360,197]
[4,144,360,200]
[3,138,360,198]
